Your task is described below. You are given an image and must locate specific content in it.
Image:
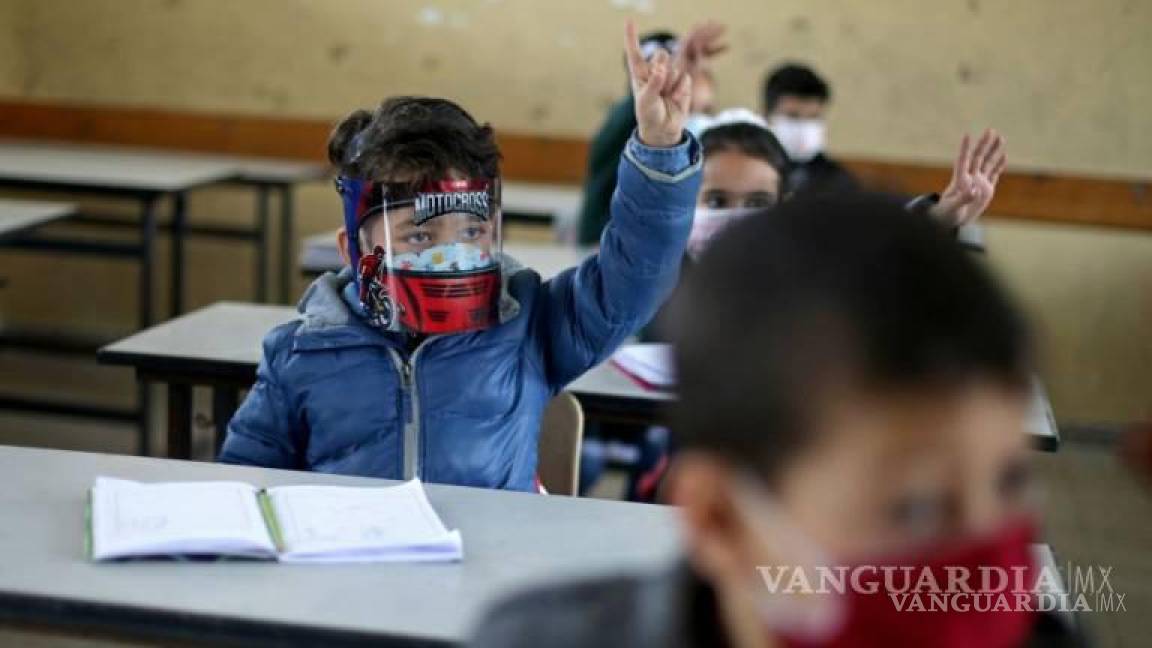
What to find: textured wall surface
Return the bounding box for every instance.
[0,0,1149,424]
[985,221,1152,423]
[7,0,1152,176]
[0,0,26,96]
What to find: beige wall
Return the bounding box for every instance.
[984,221,1152,423]
[8,0,1152,176]
[0,0,1149,425]
[0,0,27,95]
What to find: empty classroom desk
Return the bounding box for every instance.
[0,199,76,241]
[499,181,583,224]
[208,156,329,303]
[0,140,241,325]
[0,143,238,437]
[0,445,680,646]
[0,199,78,412]
[99,302,1061,458]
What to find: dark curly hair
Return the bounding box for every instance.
[327,96,501,183]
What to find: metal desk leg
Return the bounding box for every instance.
[170,192,187,316]
[167,383,194,460]
[136,197,159,456]
[278,184,295,304]
[136,381,152,456]
[212,386,241,457]
[138,195,158,329]
[255,186,271,303]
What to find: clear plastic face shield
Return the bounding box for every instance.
[337,177,503,334]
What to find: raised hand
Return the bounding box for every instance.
[675,21,728,73]
[930,129,1007,227]
[625,20,692,148]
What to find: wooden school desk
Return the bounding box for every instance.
[98,302,1061,460]
[0,445,681,647]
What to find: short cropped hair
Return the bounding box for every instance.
[762,63,831,113]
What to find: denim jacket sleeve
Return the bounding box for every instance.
[537,130,702,389]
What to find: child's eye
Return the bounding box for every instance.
[997,459,1032,502]
[459,225,487,241]
[704,194,728,209]
[888,494,946,539]
[743,193,778,209]
[404,231,433,245]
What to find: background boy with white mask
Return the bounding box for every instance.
[762,63,857,196]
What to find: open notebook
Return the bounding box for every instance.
[88,477,462,563]
[610,343,675,391]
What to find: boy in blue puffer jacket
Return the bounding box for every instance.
[218,23,702,491]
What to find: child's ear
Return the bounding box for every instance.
[669,454,748,582]
[337,227,352,266]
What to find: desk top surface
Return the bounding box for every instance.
[0,445,681,644]
[98,302,1057,445]
[0,198,76,237]
[100,301,296,368]
[223,157,330,183]
[499,181,582,216]
[0,140,243,192]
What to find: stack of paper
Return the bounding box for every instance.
[89,477,462,563]
[610,343,676,391]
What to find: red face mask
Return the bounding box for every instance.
[779,518,1039,648]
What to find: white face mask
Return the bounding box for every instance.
[684,113,715,139]
[729,476,848,643]
[769,117,826,163]
[687,206,760,260]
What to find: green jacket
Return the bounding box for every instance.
[577,96,637,245]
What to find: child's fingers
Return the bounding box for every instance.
[980,132,1003,175]
[664,61,687,96]
[953,134,971,181]
[989,152,1007,184]
[639,54,667,104]
[649,48,669,76]
[701,42,730,57]
[668,64,692,102]
[968,129,992,175]
[624,21,647,84]
[672,73,693,116]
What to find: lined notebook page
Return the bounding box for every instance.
[268,479,462,563]
[611,343,676,390]
[90,477,276,560]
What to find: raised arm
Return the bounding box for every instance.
[536,21,702,388]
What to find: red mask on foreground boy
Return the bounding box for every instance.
[771,520,1038,648]
[339,176,503,334]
